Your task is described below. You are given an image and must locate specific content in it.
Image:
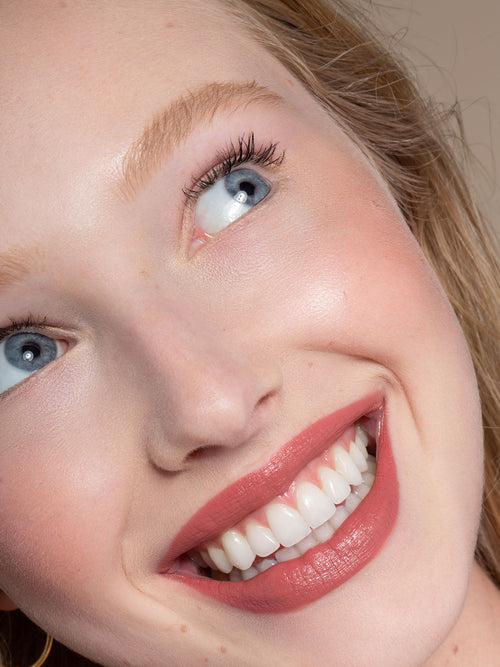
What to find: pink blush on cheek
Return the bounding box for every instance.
[0,468,122,604]
[0,429,130,611]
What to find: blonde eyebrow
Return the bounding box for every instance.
[119,80,283,198]
[0,246,44,291]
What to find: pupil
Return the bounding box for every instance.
[239,181,255,196]
[22,343,40,361]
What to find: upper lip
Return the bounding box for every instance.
[160,392,383,569]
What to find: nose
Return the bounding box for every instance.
[142,320,283,472]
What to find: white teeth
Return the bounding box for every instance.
[355,425,369,454]
[318,465,351,504]
[331,445,363,486]
[362,471,375,486]
[256,558,276,573]
[245,521,280,557]
[241,566,258,581]
[194,424,378,579]
[344,493,361,513]
[275,545,301,562]
[313,520,335,543]
[200,551,216,569]
[331,505,349,530]
[367,454,376,474]
[265,503,311,548]
[296,533,319,555]
[349,440,368,473]
[221,529,256,571]
[296,481,336,529]
[207,545,233,574]
[354,482,371,499]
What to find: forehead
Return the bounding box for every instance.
[1,0,272,112]
[0,0,294,245]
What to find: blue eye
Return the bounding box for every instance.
[0,332,64,394]
[194,168,271,236]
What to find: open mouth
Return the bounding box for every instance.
[183,423,376,581]
[161,393,398,613]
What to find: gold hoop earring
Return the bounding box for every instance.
[29,633,53,667]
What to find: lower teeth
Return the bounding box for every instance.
[193,453,377,582]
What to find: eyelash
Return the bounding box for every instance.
[0,140,283,346]
[183,131,285,200]
[0,316,49,342]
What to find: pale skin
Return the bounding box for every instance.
[0,1,499,665]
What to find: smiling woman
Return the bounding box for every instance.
[0,1,499,666]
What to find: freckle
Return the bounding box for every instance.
[453,645,459,655]
[220,646,227,654]
[196,604,201,611]
[166,22,175,28]
[181,624,188,633]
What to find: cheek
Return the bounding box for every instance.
[0,367,133,608]
[289,143,472,373]
[215,134,483,510]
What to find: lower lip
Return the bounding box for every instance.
[163,407,398,614]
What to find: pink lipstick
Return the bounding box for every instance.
[160,393,398,613]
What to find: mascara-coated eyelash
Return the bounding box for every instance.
[183,132,284,200]
[183,133,285,249]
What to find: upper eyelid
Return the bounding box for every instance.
[0,317,48,336]
[118,81,286,200]
[182,133,285,201]
[0,322,80,345]
[0,324,48,342]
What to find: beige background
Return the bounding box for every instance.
[371,1,499,235]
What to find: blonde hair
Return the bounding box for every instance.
[2,1,499,664]
[226,0,500,584]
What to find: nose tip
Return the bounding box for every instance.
[146,349,282,471]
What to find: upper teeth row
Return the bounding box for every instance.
[196,425,376,575]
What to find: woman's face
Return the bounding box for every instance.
[0,1,484,665]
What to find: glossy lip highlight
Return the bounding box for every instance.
[160,393,398,613]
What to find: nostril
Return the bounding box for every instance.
[255,389,277,411]
[187,446,211,461]
[186,445,229,463]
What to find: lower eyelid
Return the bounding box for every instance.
[187,181,281,256]
[192,174,274,244]
[0,334,72,399]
